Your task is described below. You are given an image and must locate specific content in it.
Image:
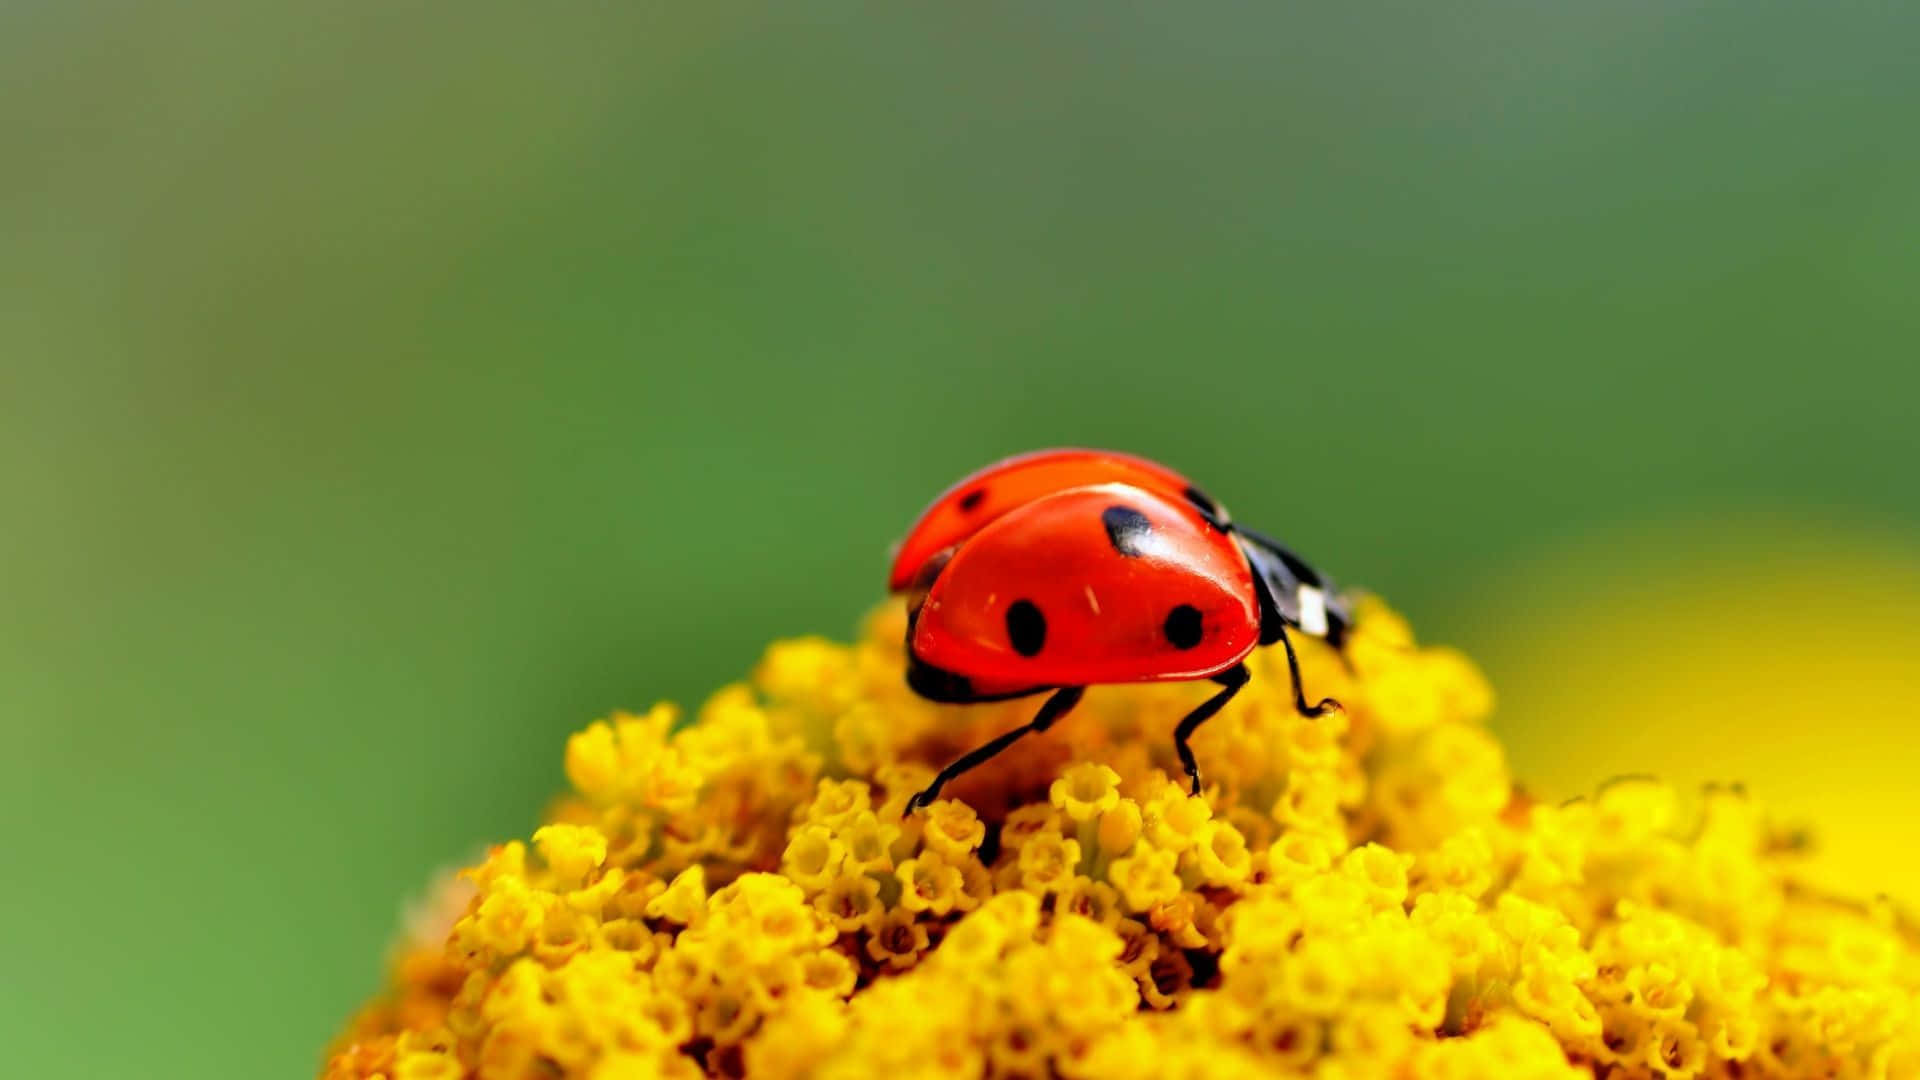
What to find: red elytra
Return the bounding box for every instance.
[890,448,1352,812]
[911,483,1259,695]
[887,448,1194,592]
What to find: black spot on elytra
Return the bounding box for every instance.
[1183,486,1230,530]
[1163,604,1204,649]
[957,488,986,512]
[1101,505,1154,557]
[1006,599,1047,656]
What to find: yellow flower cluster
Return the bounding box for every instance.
[323,598,1920,1079]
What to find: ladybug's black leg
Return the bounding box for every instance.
[1173,664,1249,796]
[1275,622,1341,719]
[905,686,1084,813]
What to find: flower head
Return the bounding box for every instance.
[324,598,1920,1080]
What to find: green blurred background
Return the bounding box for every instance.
[5,2,1919,1076]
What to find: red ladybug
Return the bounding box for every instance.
[892,448,1349,812]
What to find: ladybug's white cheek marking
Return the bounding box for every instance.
[1297,586,1329,637]
[1084,586,1101,615]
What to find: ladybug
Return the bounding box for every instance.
[892,448,1351,812]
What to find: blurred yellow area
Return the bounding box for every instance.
[1469,515,1920,908]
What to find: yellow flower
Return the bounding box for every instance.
[589,918,656,959]
[1647,1015,1707,1077]
[1192,819,1253,887]
[804,777,874,828]
[834,811,900,875]
[1000,802,1065,849]
[1626,960,1692,1017]
[1274,768,1343,835]
[1055,877,1124,929]
[799,951,858,998]
[645,749,706,814]
[529,825,606,893]
[1017,831,1083,895]
[461,876,545,958]
[695,981,760,1045]
[1108,844,1182,912]
[563,706,671,805]
[1266,828,1339,888]
[323,597,1920,1080]
[1147,891,1212,950]
[896,849,969,915]
[864,908,930,970]
[1051,762,1122,822]
[813,871,884,933]
[918,799,986,860]
[1339,842,1411,911]
[780,824,845,894]
[1596,1003,1649,1067]
[531,903,593,966]
[644,866,706,926]
[1414,826,1494,898]
[1409,891,1494,975]
[1142,780,1212,852]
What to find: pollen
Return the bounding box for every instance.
[321,597,1920,1079]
